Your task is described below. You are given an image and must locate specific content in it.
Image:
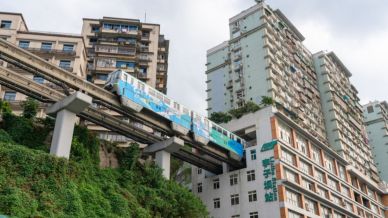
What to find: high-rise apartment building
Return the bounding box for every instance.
[197,1,388,217]
[81,17,169,94]
[313,51,379,181]
[205,1,379,181]
[363,101,388,182]
[0,12,87,116]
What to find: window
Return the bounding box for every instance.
[63,44,74,52]
[213,178,220,189]
[286,189,301,207]
[230,174,238,186]
[285,169,297,183]
[230,194,239,205]
[213,198,220,209]
[302,178,314,191]
[197,183,202,193]
[3,91,16,101]
[96,74,108,81]
[250,149,256,160]
[281,149,295,165]
[197,168,202,174]
[91,26,99,32]
[321,205,332,218]
[231,215,240,218]
[288,210,303,218]
[41,42,52,50]
[18,41,30,49]
[367,106,374,113]
[33,76,44,84]
[116,61,135,69]
[299,160,311,175]
[325,155,335,174]
[304,197,318,214]
[328,177,338,191]
[338,165,346,180]
[279,123,291,144]
[59,60,71,69]
[249,212,258,218]
[247,170,255,182]
[248,190,257,202]
[311,146,321,164]
[0,20,12,29]
[315,169,324,183]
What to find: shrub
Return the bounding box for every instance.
[21,98,39,119]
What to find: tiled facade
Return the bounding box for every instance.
[192,107,388,218]
[363,101,388,182]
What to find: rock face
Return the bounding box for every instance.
[99,144,119,168]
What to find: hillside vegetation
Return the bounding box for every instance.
[0,99,207,217]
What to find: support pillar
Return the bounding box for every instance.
[143,136,184,179]
[47,91,92,159]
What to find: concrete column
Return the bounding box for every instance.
[143,136,184,180]
[155,150,171,179]
[47,91,92,159]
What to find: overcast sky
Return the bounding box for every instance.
[2,0,387,115]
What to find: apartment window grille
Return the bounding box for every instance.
[197,168,202,174]
[41,42,52,50]
[338,165,346,180]
[18,40,30,49]
[250,149,256,160]
[230,194,239,206]
[3,91,16,101]
[304,198,318,214]
[230,174,238,186]
[116,61,135,69]
[249,212,259,218]
[281,149,295,166]
[286,189,301,207]
[321,205,332,218]
[59,60,71,69]
[213,198,220,209]
[247,170,255,182]
[288,210,303,218]
[33,76,44,84]
[213,178,220,189]
[197,183,202,193]
[300,160,311,175]
[0,20,11,29]
[367,106,374,113]
[328,177,338,191]
[315,169,324,183]
[248,190,257,202]
[285,169,297,183]
[63,44,74,52]
[311,146,321,164]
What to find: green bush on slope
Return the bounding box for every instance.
[0,119,207,217]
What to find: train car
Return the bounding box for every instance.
[104,70,191,135]
[105,70,245,159]
[192,111,245,160]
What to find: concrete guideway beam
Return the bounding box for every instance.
[144,137,184,179]
[47,92,92,159]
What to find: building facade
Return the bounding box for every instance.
[205,1,380,182]
[81,17,169,94]
[313,51,379,182]
[0,12,87,116]
[363,101,388,182]
[192,107,388,218]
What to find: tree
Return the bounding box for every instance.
[261,96,274,106]
[0,99,12,115]
[209,112,232,124]
[21,98,38,119]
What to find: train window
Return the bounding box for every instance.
[123,73,128,82]
[230,135,235,140]
[237,138,241,143]
[204,119,209,127]
[157,92,163,100]
[149,89,156,97]
[130,77,134,84]
[212,126,217,131]
[222,130,227,136]
[163,97,171,105]
[183,108,189,114]
[173,102,180,110]
[138,82,145,91]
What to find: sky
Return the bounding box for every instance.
[2,0,387,115]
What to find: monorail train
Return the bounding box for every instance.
[104,70,245,159]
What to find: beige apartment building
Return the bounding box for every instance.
[0,12,87,116]
[81,16,169,94]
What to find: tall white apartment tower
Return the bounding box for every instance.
[363,101,388,182]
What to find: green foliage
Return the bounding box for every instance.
[1,114,53,151]
[21,98,39,119]
[0,117,208,217]
[229,101,261,119]
[209,112,232,124]
[260,96,274,106]
[0,99,11,115]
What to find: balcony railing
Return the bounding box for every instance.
[22,47,76,55]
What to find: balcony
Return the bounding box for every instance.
[101,28,138,36]
[138,55,152,62]
[23,47,76,56]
